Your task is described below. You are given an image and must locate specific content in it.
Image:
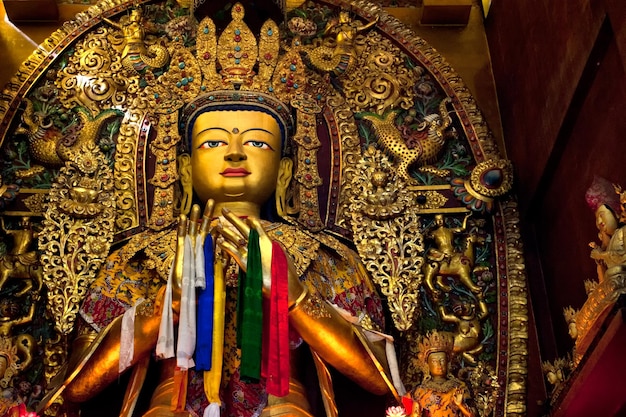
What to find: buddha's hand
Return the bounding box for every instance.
[590,246,605,260]
[452,387,463,405]
[172,200,215,315]
[452,387,469,411]
[218,208,305,304]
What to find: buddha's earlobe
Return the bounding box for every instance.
[178,153,193,215]
[276,157,294,217]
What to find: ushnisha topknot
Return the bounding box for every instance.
[180,90,294,155]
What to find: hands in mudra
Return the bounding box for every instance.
[172,199,304,311]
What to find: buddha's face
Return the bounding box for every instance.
[189,110,286,209]
[434,214,444,227]
[568,321,578,339]
[427,351,448,378]
[596,205,617,237]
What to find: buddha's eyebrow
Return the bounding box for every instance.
[195,127,230,136]
[240,127,275,136]
[195,127,275,136]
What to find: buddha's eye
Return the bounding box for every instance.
[244,140,273,150]
[198,140,226,149]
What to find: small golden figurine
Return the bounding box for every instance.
[308,9,379,76]
[422,214,485,299]
[439,297,488,365]
[103,8,169,72]
[410,331,475,417]
[0,217,42,297]
[0,297,38,386]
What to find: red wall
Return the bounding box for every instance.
[486,0,626,414]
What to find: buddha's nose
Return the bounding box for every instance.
[225,141,247,162]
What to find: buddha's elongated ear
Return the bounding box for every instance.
[178,153,192,216]
[275,157,293,217]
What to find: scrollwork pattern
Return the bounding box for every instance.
[352,212,424,331]
[327,93,362,232]
[343,32,419,114]
[114,108,145,231]
[349,147,424,331]
[39,143,115,379]
[57,28,137,114]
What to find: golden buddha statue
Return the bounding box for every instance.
[0,0,527,415]
[409,331,475,417]
[42,92,396,416]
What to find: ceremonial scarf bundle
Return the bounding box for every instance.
[153,226,290,417]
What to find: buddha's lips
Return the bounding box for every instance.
[221,167,250,177]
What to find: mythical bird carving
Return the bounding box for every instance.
[16,99,121,167]
[361,98,455,183]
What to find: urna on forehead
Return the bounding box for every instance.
[180,90,294,153]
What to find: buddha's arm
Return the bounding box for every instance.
[63,297,169,403]
[592,228,626,266]
[64,222,188,403]
[286,262,390,395]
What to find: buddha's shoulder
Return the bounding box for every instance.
[112,227,178,281]
[267,222,359,275]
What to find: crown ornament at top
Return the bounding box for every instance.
[417,330,455,367]
[193,2,309,107]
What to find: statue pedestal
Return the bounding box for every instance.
[551,296,626,417]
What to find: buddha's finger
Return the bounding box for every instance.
[220,240,247,271]
[173,215,188,292]
[216,222,245,248]
[246,217,267,237]
[188,204,201,239]
[199,199,215,240]
[221,207,251,238]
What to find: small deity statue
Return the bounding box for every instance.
[0,297,37,383]
[103,8,169,72]
[422,214,484,299]
[562,306,578,341]
[542,355,572,401]
[569,178,626,363]
[308,9,379,76]
[0,217,42,297]
[438,296,488,365]
[410,331,475,417]
[588,204,618,282]
[589,207,626,272]
[585,177,626,277]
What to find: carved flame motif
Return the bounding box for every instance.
[38,144,115,379]
[349,147,424,331]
